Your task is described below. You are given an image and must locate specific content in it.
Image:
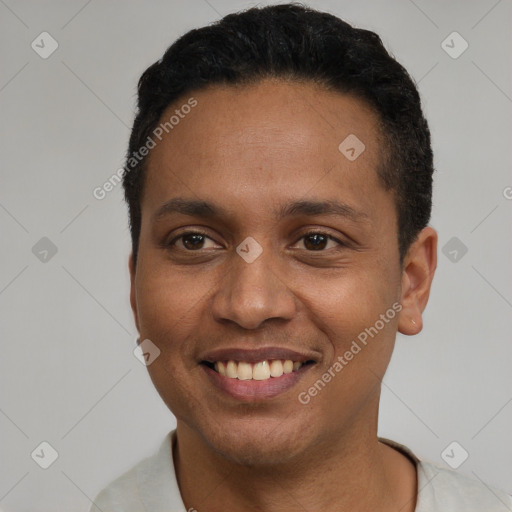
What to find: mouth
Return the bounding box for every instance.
[199,347,319,400]
[201,359,315,381]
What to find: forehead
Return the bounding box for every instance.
[142,79,388,222]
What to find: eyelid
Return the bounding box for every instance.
[291,229,347,250]
[167,229,221,249]
[165,228,349,251]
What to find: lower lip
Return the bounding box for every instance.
[201,364,313,401]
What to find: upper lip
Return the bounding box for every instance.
[200,347,320,364]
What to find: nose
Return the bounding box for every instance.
[211,245,297,330]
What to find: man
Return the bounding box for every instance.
[91,4,512,511]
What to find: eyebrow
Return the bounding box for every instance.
[152,197,369,223]
[277,200,368,222]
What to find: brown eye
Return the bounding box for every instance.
[168,231,219,251]
[304,233,328,250]
[295,231,347,254]
[182,233,206,250]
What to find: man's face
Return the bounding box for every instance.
[131,79,406,464]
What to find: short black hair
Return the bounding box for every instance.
[123,2,433,267]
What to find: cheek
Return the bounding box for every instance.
[300,263,399,344]
[298,264,400,414]
[135,261,215,338]
[135,263,211,416]
[298,274,399,431]
[334,285,397,344]
[133,266,214,405]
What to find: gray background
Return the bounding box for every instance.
[0,0,511,510]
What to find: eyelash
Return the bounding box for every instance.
[167,230,347,252]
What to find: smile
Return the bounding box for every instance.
[199,347,319,400]
[205,359,311,381]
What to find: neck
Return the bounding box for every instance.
[173,406,417,512]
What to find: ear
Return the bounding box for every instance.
[129,253,140,334]
[398,226,437,336]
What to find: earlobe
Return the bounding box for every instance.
[397,226,437,336]
[129,253,140,333]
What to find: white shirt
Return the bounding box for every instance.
[90,430,512,511]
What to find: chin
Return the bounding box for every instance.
[197,416,314,467]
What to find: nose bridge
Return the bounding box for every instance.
[211,240,296,329]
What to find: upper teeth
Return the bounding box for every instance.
[213,360,303,380]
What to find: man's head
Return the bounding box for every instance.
[124,3,433,268]
[125,4,437,466]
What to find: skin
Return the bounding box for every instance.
[129,78,437,512]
